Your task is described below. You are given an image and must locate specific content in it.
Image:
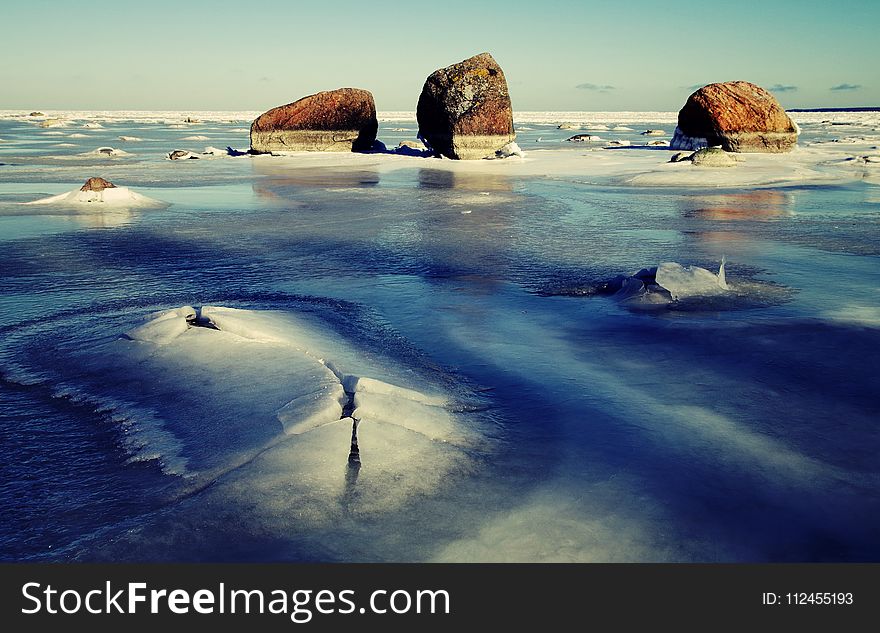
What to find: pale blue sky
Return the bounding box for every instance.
[1,0,877,111]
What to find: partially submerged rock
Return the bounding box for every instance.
[250,88,378,153]
[397,140,425,150]
[567,134,603,142]
[670,81,798,152]
[416,52,516,159]
[167,147,247,160]
[167,150,200,160]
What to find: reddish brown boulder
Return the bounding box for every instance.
[250,88,378,153]
[80,177,116,192]
[670,81,798,152]
[416,52,516,159]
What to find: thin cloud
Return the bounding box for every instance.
[769,84,798,93]
[830,83,862,91]
[576,83,615,91]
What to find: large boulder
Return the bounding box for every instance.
[416,52,515,159]
[250,88,377,153]
[670,81,798,153]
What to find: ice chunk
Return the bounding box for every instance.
[87,305,484,481]
[342,375,447,407]
[199,306,290,343]
[613,277,648,301]
[353,391,471,445]
[123,306,196,344]
[80,146,133,158]
[276,382,346,435]
[495,142,524,158]
[655,261,729,300]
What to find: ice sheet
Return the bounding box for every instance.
[76,306,485,481]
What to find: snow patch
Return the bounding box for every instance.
[24,185,167,208]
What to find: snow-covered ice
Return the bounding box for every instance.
[24,185,167,208]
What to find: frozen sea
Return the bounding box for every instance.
[0,109,878,562]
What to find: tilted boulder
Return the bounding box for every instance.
[250,88,378,153]
[670,81,798,153]
[416,52,515,159]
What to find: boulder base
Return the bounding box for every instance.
[416,52,515,159]
[671,81,797,153]
[250,88,377,153]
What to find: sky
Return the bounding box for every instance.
[1,0,877,112]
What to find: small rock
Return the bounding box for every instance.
[567,134,603,142]
[29,111,44,117]
[642,129,666,136]
[669,152,692,163]
[80,177,116,192]
[93,146,131,157]
[167,150,200,160]
[691,147,737,167]
[397,140,425,150]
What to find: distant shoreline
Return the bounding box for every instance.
[787,107,880,112]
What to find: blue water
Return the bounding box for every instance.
[0,114,878,562]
